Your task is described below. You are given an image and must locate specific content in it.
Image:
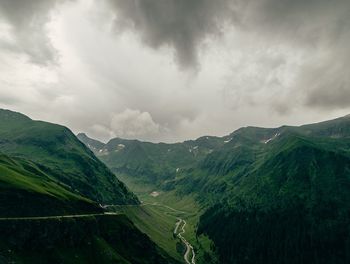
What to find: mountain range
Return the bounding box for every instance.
[79,114,350,264]
[1,108,350,263]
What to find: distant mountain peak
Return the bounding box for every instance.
[77,132,106,152]
[77,132,88,138]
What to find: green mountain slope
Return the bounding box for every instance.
[0,109,138,205]
[77,133,105,152]
[0,153,101,217]
[174,115,350,200]
[198,135,350,263]
[80,114,350,264]
[77,133,225,189]
[0,109,179,264]
[0,214,179,264]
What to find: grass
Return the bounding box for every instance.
[112,174,219,263]
[0,154,101,217]
[113,205,182,261]
[0,109,138,205]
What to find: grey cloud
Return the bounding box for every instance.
[306,84,350,109]
[0,0,67,65]
[107,0,350,111]
[240,0,350,48]
[301,57,350,109]
[235,0,350,111]
[106,0,234,69]
[106,0,350,68]
[0,94,19,105]
[1,0,350,143]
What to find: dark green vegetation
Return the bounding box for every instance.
[81,114,350,264]
[0,109,181,264]
[0,109,137,206]
[0,153,100,217]
[77,133,225,190]
[110,194,218,264]
[0,214,177,264]
[111,204,184,262]
[198,133,350,263]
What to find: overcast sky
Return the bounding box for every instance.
[0,0,349,143]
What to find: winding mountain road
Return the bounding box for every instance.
[105,202,197,264]
[0,212,119,221]
[174,218,196,264]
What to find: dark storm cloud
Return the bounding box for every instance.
[0,0,67,65]
[107,0,350,109]
[242,0,350,50]
[243,0,350,110]
[1,0,350,143]
[301,57,350,109]
[234,0,350,110]
[106,0,235,69]
[106,0,348,67]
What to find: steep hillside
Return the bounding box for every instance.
[80,114,350,264]
[78,115,350,205]
[79,115,350,197]
[77,133,105,152]
[78,133,225,188]
[0,109,138,205]
[0,109,180,264]
[198,135,350,263]
[174,115,350,200]
[0,214,179,264]
[0,154,101,217]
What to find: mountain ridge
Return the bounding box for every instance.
[0,109,138,206]
[79,114,350,264]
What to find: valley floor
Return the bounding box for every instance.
[110,174,219,264]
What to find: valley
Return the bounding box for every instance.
[1,109,350,263]
[175,218,195,264]
[105,180,217,264]
[2,1,349,263]
[80,113,350,264]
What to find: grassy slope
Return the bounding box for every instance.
[110,174,219,264]
[113,205,182,262]
[0,154,101,217]
[79,114,350,200]
[0,109,187,263]
[198,135,350,263]
[80,114,350,263]
[0,109,137,205]
[77,133,225,189]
